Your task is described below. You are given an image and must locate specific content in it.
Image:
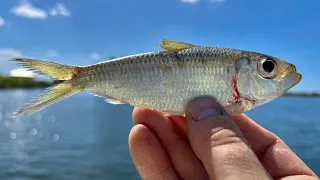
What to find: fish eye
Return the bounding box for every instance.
[258,58,278,79]
[262,59,275,73]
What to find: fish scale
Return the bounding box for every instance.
[10,39,301,117]
[80,47,239,114]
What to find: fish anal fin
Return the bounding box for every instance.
[104,97,125,105]
[158,39,196,51]
[89,91,125,105]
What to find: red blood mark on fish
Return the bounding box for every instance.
[232,75,241,103]
[231,62,241,103]
[229,62,256,106]
[244,97,256,106]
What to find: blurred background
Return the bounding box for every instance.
[0,0,319,179]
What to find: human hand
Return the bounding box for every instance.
[129,97,319,180]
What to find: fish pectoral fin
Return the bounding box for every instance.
[158,39,196,51]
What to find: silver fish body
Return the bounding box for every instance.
[10,40,302,117]
[82,47,245,115]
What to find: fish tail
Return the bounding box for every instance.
[10,58,85,118]
[10,58,78,80]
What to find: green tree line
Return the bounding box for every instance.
[0,75,51,89]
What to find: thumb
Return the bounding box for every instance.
[186,97,271,180]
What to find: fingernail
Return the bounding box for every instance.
[198,109,220,120]
[187,97,223,121]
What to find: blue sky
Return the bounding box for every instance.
[0,0,319,92]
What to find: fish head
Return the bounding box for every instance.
[236,51,302,108]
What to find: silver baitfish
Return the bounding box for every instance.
[10,39,302,118]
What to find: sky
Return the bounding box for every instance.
[0,0,319,92]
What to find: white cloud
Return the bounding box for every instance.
[0,49,22,60]
[10,68,35,78]
[46,50,59,57]
[10,0,48,19]
[90,52,100,60]
[0,49,51,80]
[0,16,5,26]
[50,3,70,17]
[180,0,200,4]
[0,49,23,76]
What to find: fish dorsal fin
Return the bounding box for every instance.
[158,39,196,51]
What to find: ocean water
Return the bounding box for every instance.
[0,89,319,179]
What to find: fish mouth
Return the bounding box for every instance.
[283,66,302,92]
[293,73,302,86]
[276,64,299,82]
[275,61,301,93]
[289,64,302,87]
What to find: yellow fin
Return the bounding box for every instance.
[12,82,82,118]
[158,39,196,51]
[10,58,77,80]
[10,57,86,118]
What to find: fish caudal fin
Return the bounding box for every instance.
[10,58,84,118]
[10,58,77,80]
[12,82,81,118]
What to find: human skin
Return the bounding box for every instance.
[128,97,319,180]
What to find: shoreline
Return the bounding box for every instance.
[0,76,51,89]
[282,92,320,97]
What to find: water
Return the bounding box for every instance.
[0,89,319,179]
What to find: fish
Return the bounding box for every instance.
[10,39,302,118]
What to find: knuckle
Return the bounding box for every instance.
[166,136,187,152]
[141,165,176,180]
[195,116,245,147]
[190,115,249,158]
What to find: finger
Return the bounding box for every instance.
[231,113,279,155]
[186,97,271,180]
[167,115,188,137]
[128,124,179,180]
[232,114,319,179]
[133,108,209,180]
[279,175,319,180]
